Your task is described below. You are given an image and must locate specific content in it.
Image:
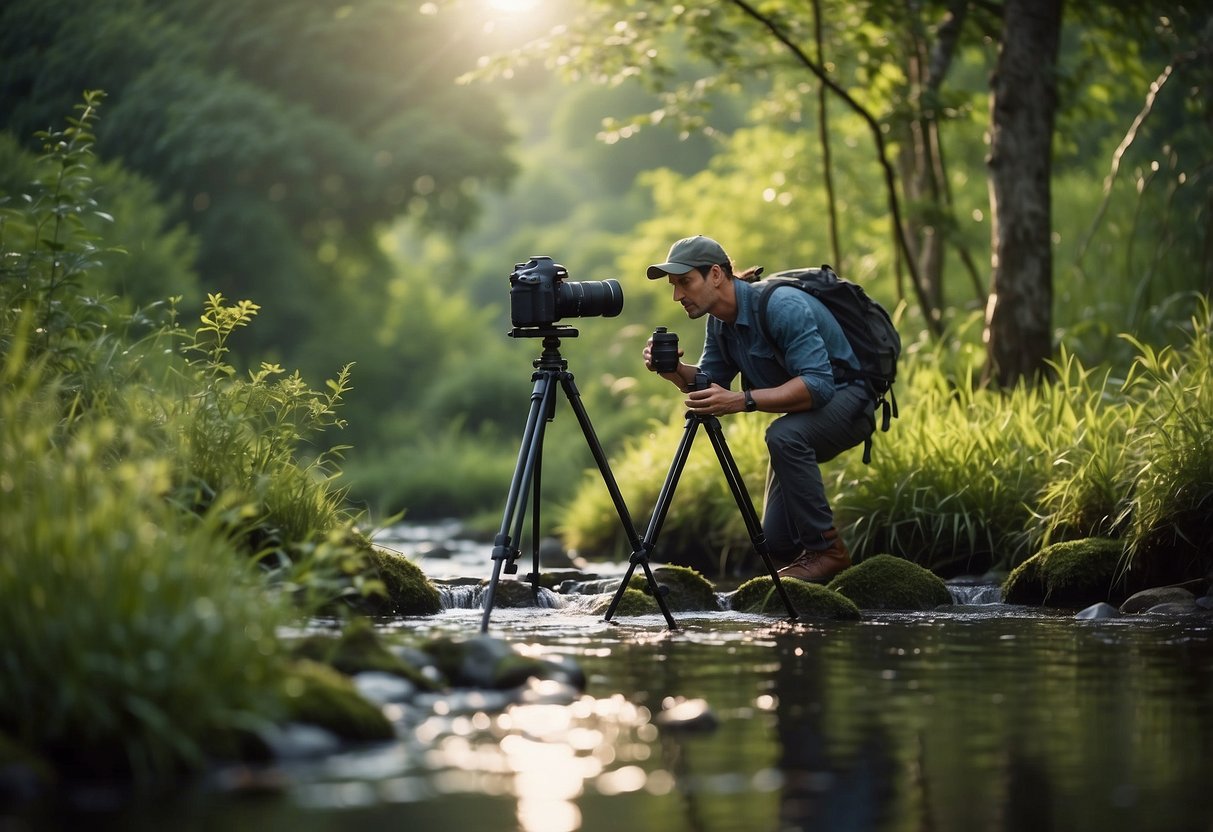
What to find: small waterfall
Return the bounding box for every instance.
[948,583,1004,605]
[436,582,566,610]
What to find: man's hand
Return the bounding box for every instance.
[685,384,746,416]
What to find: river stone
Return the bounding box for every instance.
[1120,586,1196,614]
[1075,602,1121,619]
[653,697,718,732]
[353,671,416,705]
[1145,601,1205,616]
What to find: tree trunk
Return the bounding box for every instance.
[984,0,1063,387]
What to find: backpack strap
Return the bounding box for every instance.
[751,272,870,392]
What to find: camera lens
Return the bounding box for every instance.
[556,279,624,320]
[650,326,680,373]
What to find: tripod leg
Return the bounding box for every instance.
[602,413,701,623]
[560,374,678,629]
[702,417,799,622]
[481,373,557,632]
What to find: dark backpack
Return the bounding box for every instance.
[750,265,901,464]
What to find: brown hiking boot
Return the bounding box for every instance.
[777,529,851,584]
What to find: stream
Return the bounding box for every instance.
[35,522,1213,832]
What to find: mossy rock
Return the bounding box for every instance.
[628,565,718,611]
[291,617,441,690]
[369,549,441,615]
[281,659,393,742]
[1002,537,1126,607]
[828,554,952,610]
[730,575,860,620]
[588,588,660,617]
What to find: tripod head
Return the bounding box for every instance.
[508,325,579,339]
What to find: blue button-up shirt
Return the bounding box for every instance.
[699,279,859,407]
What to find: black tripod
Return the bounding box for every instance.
[603,382,800,623]
[480,328,677,632]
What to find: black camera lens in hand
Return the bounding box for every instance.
[651,326,680,373]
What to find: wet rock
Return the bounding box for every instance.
[422,634,587,691]
[1145,601,1206,616]
[1120,586,1196,614]
[258,722,343,760]
[291,618,440,691]
[653,697,718,732]
[353,671,416,705]
[829,554,952,610]
[1076,602,1121,620]
[483,578,548,608]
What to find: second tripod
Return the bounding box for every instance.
[603,370,799,623]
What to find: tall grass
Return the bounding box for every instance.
[564,301,1213,582]
[1120,299,1213,584]
[0,371,290,782]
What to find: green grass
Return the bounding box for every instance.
[563,300,1213,583]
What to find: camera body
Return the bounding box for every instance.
[510,256,623,331]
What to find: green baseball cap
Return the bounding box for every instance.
[646,235,730,279]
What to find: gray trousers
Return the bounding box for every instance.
[762,383,875,558]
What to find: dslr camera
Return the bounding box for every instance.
[510,256,623,334]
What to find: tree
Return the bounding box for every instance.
[983,0,1063,386]
[470,0,1212,383]
[0,0,518,359]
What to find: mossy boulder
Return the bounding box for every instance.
[628,565,718,611]
[1002,537,1126,607]
[730,575,860,620]
[291,617,440,690]
[281,660,393,742]
[369,548,441,615]
[588,588,660,617]
[828,554,952,610]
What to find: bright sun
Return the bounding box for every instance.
[487,0,541,12]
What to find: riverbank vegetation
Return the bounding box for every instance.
[564,300,1213,590]
[0,93,440,787]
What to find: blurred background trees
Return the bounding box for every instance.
[2,0,1209,531]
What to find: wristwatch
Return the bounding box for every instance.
[744,389,758,412]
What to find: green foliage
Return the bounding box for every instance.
[0,94,435,785]
[0,374,292,784]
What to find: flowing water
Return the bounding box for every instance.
[39,524,1213,831]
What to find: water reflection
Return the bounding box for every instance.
[36,606,1213,832]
